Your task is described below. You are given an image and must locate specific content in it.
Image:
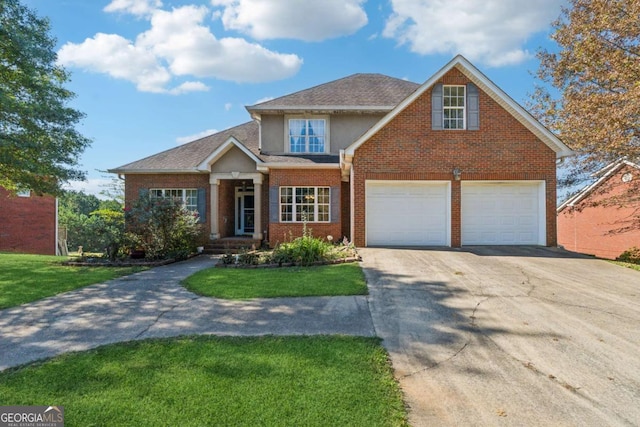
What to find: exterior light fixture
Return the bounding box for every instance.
[453,167,462,181]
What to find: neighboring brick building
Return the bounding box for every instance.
[110,56,572,248]
[0,186,58,255]
[558,160,640,259]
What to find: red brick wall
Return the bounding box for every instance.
[0,187,57,255]
[352,67,557,247]
[558,165,640,259]
[124,174,211,236]
[267,169,342,246]
[124,174,270,240]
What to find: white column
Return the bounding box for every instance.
[210,179,220,240]
[252,177,263,240]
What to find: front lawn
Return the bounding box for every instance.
[183,262,367,299]
[0,253,146,309]
[0,336,407,426]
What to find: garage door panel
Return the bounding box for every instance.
[366,182,449,246]
[462,182,543,245]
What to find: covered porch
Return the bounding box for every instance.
[208,172,267,242]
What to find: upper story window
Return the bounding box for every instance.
[17,189,31,197]
[443,85,465,129]
[432,83,479,131]
[287,117,327,153]
[150,188,198,212]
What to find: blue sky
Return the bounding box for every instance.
[23,0,565,197]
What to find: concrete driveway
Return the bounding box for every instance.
[360,247,640,427]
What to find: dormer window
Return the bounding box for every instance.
[287,117,328,153]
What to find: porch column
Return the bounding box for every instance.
[252,176,263,240]
[210,179,220,240]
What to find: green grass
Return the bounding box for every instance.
[610,260,640,272]
[0,253,146,309]
[183,262,368,299]
[0,336,408,427]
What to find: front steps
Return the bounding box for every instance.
[204,237,262,254]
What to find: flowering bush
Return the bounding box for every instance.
[124,195,203,260]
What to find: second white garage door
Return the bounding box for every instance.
[366,181,450,246]
[461,181,545,245]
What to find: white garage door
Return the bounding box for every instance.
[366,181,449,246]
[462,182,545,245]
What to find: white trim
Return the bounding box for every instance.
[278,186,331,223]
[284,115,330,154]
[365,180,451,247]
[443,85,466,130]
[197,136,264,171]
[461,180,546,246]
[344,55,574,160]
[210,172,263,184]
[256,163,339,172]
[235,187,255,235]
[558,160,640,211]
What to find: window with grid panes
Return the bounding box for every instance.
[443,85,465,129]
[279,187,330,222]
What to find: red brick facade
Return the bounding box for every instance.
[267,169,343,246]
[351,68,557,247]
[0,187,57,255]
[558,164,640,259]
[125,174,211,236]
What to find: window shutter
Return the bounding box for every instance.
[138,188,149,198]
[330,186,340,223]
[432,83,444,130]
[467,83,479,130]
[269,186,279,223]
[197,188,206,223]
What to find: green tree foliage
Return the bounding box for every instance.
[58,190,125,257]
[125,194,203,260]
[533,0,640,187]
[0,0,91,195]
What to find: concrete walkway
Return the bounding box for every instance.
[0,255,375,371]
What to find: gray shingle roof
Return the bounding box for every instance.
[109,122,260,172]
[247,73,420,111]
[111,73,420,173]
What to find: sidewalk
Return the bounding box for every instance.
[0,255,375,371]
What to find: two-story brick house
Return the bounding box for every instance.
[110,56,572,248]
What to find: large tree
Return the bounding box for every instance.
[0,0,91,195]
[534,0,640,187]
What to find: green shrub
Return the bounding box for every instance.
[124,195,203,260]
[617,247,640,264]
[272,224,335,266]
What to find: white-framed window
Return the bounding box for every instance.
[279,187,330,222]
[287,117,328,153]
[17,189,31,197]
[443,85,465,129]
[150,188,198,211]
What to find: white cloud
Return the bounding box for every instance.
[224,103,232,111]
[104,0,162,16]
[212,0,368,41]
[176,128,219,145]
[383,0,563,67]
[58,4,302,93]
[58,33,172,93]
[63,179,114,200]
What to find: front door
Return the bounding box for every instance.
[235,187,255,235]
